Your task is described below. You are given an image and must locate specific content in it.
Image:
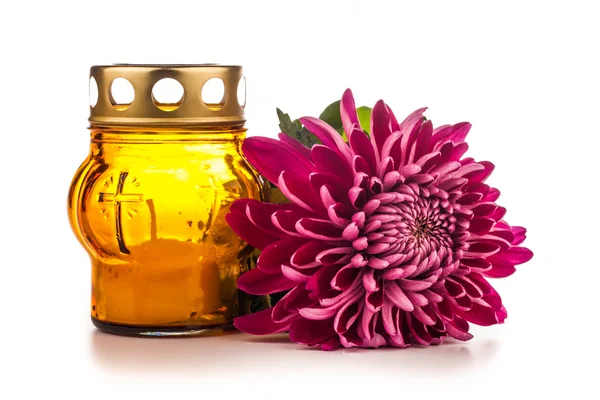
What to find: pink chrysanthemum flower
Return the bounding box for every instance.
[227,89,533,350]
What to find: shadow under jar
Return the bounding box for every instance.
[68,65,264,337]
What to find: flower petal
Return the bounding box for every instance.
[300,116,353,164]
[233,308,293,335]
[237,267,296,295]
[257,238,307,273]
[278,171,323,213]
[370,100,392,156]
[385,281,414,311]
[296,218,344,240]
[289,318,336,345]
[278,132,312,160]
[340,88,360,133]
[242,136,314,185]
[290,240,331,269]
[226,206,281,250]
[312,144,354,184]
[349,126,378,174]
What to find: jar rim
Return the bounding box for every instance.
[88,64,246,128]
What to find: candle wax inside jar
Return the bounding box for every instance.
[92,238,222,325]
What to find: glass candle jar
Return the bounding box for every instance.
[68,65,264,336]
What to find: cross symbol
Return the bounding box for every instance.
[98,171,143,254]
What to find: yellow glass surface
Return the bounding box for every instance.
[68,127,263,333]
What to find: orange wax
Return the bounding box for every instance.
[92,239,221,325]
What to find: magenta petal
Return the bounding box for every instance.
[290,240,330,269]
[382,300,396,335]
[405,291,428,307]
[386,259,415,274]
[463,242,501,258]
[469,217,495,234]
[381,131,403,168]
[317,246,355,266]
[399,164,421,179]
[444,317,473,341]
[461,302,500,326]
[305,265,338,299]
[452,274,483,298]
[339,324,363,348]
[312,144,353,184]
[437,177,468,192]
[321,336,342,351]
[362,268,378,292]
[340,88,360,133]
[482,287,504,311]
[226,208,281,250]
[309,172,351,199]
[278,171,323,213]
[334,299,361,334]
[300,116,353,164]
[370,100,392,155]
[445,278,465,297]
[331,264,361,291]
[258,238,307,273]
[413,305,436,325]
[296,218,343,240]
[234,308,292,335]
[301,288,361,320]
[361,306,376,340]
[289,318,336,345]
[431,124,454,147]
[272,293,297,323]
[242,136,314,185]
[468,161,495,183]
[511,226,527,245]
[413,120,433,161]
[471,203,498,217]
[298,304,341,321]
[448,122,472,143]
[278,132,312,160]
[466,273,493,295]
[272,209,315,238]
[283,283,315,312]
[496,247,534,265]
[237,267,295,295]
[483,187,501,202]
[460,258,492,273]
[281,265,312,282]
[485,255,517,278]
[407,314,432,345]
[385,281,414,311]
[400,279,433,291]
[366,287,384,312]
[244,200,297,237]
[349,126,378,174]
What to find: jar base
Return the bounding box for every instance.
[91,316,234,338]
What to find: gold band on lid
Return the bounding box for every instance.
[89,64,245,128]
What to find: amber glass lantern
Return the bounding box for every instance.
[68,64,264,336]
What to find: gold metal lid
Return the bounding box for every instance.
[89,64,245,128]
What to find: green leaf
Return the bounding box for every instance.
[357,106,372,134]
[318,100,343,133]
[269,187,290,204]
[276,108,300,137]
[276,108,320,148]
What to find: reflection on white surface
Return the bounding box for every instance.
[90,330,499,377]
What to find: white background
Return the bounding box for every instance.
[0,0,598,398]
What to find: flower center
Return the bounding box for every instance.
[410,217,432,240]
[350,195,461,275]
